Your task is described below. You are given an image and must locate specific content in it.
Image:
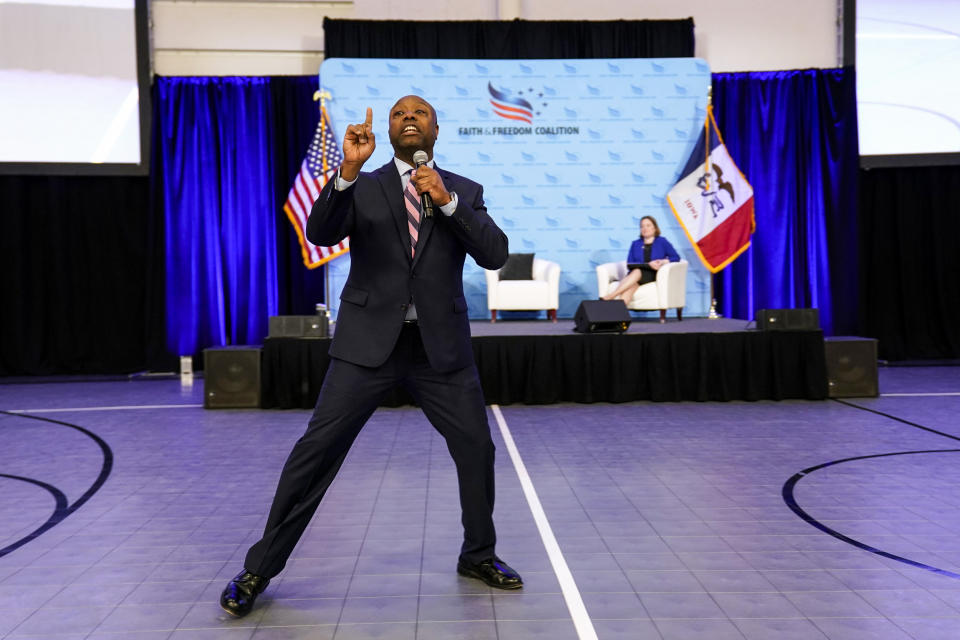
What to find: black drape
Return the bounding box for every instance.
[323,18,695,59]
[859,165,960,360]
[0,174,158,375]
[261,331,828,408]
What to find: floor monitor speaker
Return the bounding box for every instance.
[204,346,262,408]
[824,337,879,398]
[573,300,631,334]
[268,315,327,338]
[756,308,820,331]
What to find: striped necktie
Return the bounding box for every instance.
[403,173,421,257]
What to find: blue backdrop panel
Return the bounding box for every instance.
[320,58,712,320]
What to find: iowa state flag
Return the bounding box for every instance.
[667,106,754,273]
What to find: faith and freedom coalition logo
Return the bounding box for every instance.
[488,82,537,123]
[456,83,578,137]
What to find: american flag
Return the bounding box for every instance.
[283,105,349,268]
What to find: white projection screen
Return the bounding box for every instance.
[852,0,960,166]
[0,0,150,174]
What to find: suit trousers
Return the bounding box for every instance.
[244,323,497,579]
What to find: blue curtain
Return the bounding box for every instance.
[155,77,281,356]
[711,69,859,335]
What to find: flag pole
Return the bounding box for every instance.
[706,85,722,320]
[314,89,333,319]
[708,274,721,319]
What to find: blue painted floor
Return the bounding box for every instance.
[0,366,958,639]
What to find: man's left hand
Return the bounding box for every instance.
[411,165,452,207]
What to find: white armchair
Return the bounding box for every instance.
[485,258,561,322]
[596,260,688,323]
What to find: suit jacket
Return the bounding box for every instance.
[307,160,508,373]
[626,236,680,264]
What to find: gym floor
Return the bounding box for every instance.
[1,366,958,639]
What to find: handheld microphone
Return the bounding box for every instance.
[412,150,434,218]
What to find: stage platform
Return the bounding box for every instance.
[260,318,828,409]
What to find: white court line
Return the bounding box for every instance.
[881,393,960,397]
[491,404,597,640]
[6,404,203,414]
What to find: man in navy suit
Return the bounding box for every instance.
[220,95,522,618]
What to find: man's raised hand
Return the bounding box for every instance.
[341,107,375,181]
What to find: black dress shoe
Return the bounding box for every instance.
[457,556,523,590]
[220,570,270,617]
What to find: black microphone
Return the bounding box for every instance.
[412,150,434,218]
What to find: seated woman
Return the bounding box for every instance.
[601,215,681,303]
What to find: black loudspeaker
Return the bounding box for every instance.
[824,337,879,398]
[268,315,327,338]
[756,308,820,331]
[203,346,262,408]
[573,300,632,334]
